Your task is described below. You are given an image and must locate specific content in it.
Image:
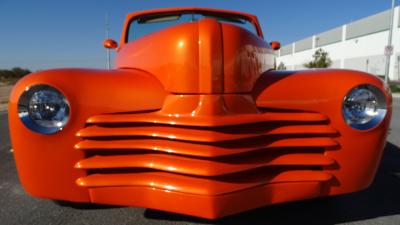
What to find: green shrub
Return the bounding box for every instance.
[304,49,332,68]
[0,67,31,84]
[390,84,400,93]
[277,62,287,70]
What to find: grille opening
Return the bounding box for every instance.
[87,168,152,175]
[76,108,339,193]
[90,120,330,130]
[258,107,324,113]
[80,132,340,142]
[85,165,325,178]
[106,109,159,115]
[83,147,326,160]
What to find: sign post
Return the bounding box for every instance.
[385,45,394,56]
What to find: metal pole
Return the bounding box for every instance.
[384,0,396,84]
[105,13,111,70]
[398,55,400,80]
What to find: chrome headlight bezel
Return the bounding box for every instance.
[342,84,387,130]
[18,84,70,134]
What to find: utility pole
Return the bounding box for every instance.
[105,13,111,70]
[384,0,396,84]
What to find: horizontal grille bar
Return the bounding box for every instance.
[74,137,339,158]
[76,124,337,142]
[75,107,338,195]
[76,170,333,196]
[86,111,329,127]
[75,152,335,177]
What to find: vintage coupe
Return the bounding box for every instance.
[9,7,392,219]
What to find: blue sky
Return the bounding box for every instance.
[0,0,394,71]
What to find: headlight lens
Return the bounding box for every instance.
[342,84,387,130]
[18,84,70,134]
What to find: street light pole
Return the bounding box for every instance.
[105,13,111,70]
[384,0,396,84]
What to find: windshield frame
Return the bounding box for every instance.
[121,8,264,45]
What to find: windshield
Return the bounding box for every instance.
[126,12,258,42]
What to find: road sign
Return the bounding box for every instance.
[385,45,394,56]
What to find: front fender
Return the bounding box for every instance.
[253,69,392,195]
[8,68,167,202]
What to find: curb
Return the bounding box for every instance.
[393,93,400,98]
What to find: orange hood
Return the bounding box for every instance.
[115,18,275,94]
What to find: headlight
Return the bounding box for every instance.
[18,84,70,134]
[342,84,387,130]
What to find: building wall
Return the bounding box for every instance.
[315,27,342,47]
[277,6,400,81]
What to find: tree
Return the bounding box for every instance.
[11,67,31,77]
[277,62,287,70]
[0,67,31,84]
[0,67,31,78]
[304,48,332,68]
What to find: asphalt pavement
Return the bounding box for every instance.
[0,98,399,225]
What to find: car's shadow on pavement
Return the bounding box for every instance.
[144,142,400,225]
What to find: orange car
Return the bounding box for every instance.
[8,7,392,219]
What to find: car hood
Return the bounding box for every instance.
[116,18,275,94]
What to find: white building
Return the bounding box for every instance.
[277,6,400,81]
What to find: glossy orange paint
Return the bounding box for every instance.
[8,7,392,219]
[116,8,274,93]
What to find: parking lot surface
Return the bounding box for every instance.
[0,97,399,225]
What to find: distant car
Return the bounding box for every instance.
[9,7,392,219]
